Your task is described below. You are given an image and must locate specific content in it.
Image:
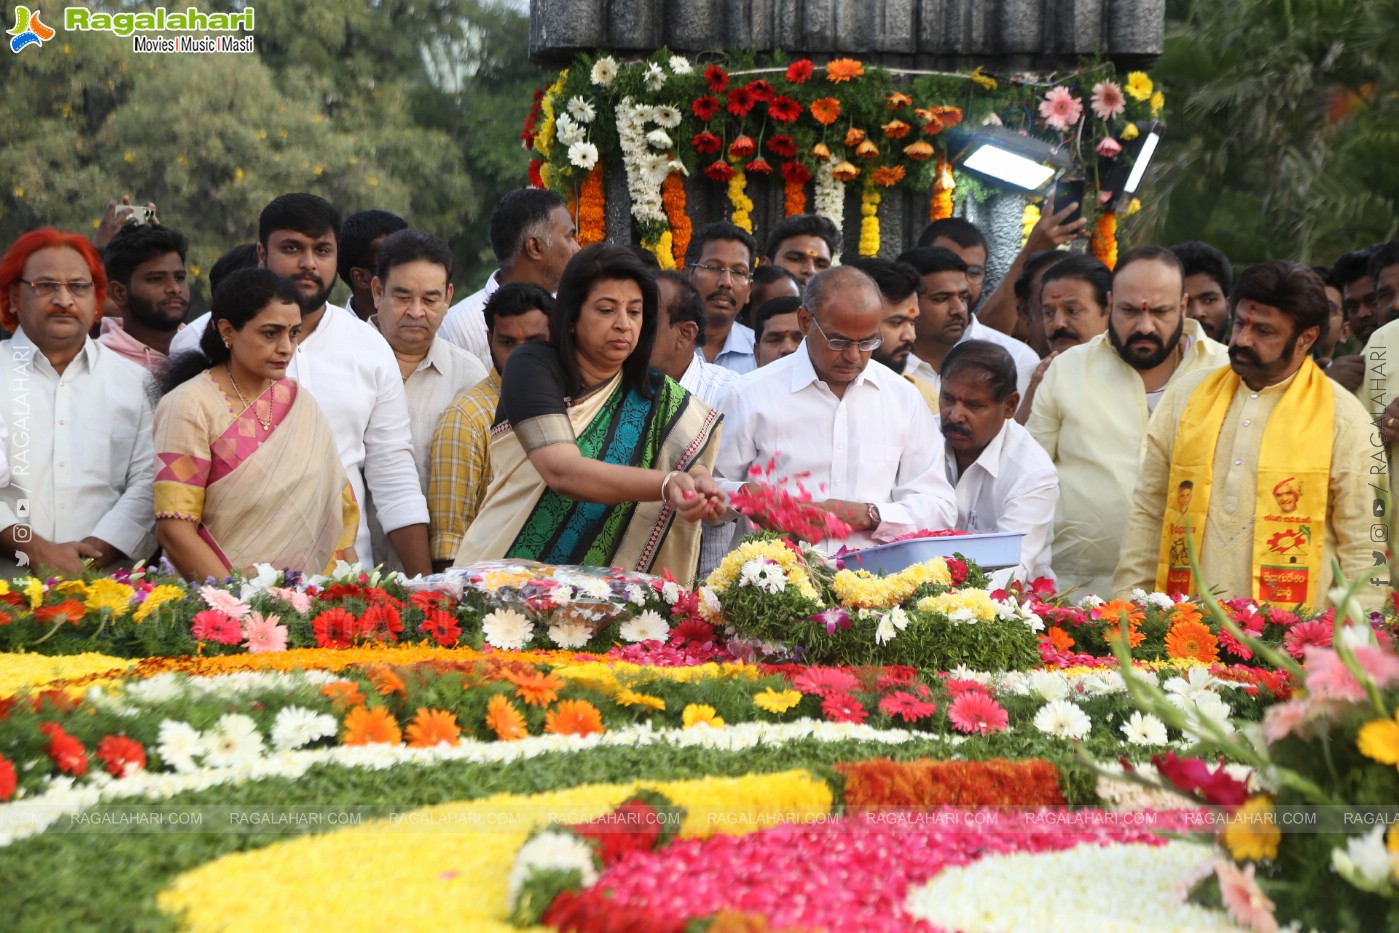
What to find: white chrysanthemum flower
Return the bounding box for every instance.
[642,62,666,90]
[1129,587,1149,602]
[652,104,682,128]
[1146,591,1175,610]
[482,608,535,650]
[1120,710,1169,745]
[548,620,593,649]
[566,95,595,123]
[126,673,185,705]
[1079,593,1105,608]
[1033,699,1093,740]
[619,609,670,643]
[947,607,978,624]
[554,113,585,146]
[886,607,910,631]
[1028,670,1070,702]
[661,581,681,605]
[668,55,692,75]
[576,577,612,600]
[271,706,338,752]
[567,140,599,171]
[507,830,599,905]
[645,128,673,150]
[590,56,618,87]
[626,584,647,607]
[1163,666,1219,702]
[875,614,898,645]
[948,666,992,684]
[156,719,206,773]
[203,714,265,769]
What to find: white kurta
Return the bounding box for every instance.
[438,270,499,373]
[903,318,1040,395]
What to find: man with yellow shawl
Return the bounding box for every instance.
[1115,261,1382,612]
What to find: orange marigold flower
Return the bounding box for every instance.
[1047,626,1075,651]
[872,165,905,186]
[405,707,461,748]
[831,161,861,182]
[886,92,913,108]
[503,667,566,707]
[882,119,911,139]
[369,666,406,696]
[810,98,841,126]
[545,698,605,737]
[825,58,864,83]
[904,140,935,161]
[485,693,529,741]
[1166,619,1221,663]
[322,680,365,710]
[342,705,402,745]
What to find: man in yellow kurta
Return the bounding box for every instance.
[1028,246,1230,597]
[1115,261,1383,612]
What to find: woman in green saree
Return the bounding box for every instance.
[453,244,724,583]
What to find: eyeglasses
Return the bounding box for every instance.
[810,317,883,353]
[691,263,753,283]
[19,279,96,298]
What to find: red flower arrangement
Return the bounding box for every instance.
[745,158,773,175]
[692,95,720,121]
[727,134,756,159]
[785,59,814,83]
[746,79,774,103]
[781,161,811,215]
[96,734,147,777]
[836,757,1066,807]
[704,62,728,93]
[691,131,722,155]
[0,754,14,802]
[703,160,735,183]
[419,609,461,647]
[766,134,797,159]
[40,722,89,776]
[726,85,757,117]
[768,95,802,123]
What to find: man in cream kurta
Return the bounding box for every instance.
[1115,261,1383,612]
[1027,247,1230,597]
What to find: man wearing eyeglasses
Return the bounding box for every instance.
[686,222,758,375]
[0,229,158,578]
[714,266,956,548]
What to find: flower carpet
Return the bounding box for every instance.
[0,552,1395,931]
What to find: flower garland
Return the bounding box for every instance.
[929,153,954,221]
[858,177,880,257]
[813,159,844,233]
[615,97,670,244]
[782,164,807,216]
[576,163,606,245]
[832,559,951,610]
[661,172,690,266]
[1092,209,1118,269]
[727,161,753,233]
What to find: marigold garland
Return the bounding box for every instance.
[577,162,606,246]
[1092,210,1118,269]
[836,757,1066,808]
[929,153,954,221]
[728,164,754,233]
[661,173,690,266]
[858,179,881,257]
[783,170,807,216]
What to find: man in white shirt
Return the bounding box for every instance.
[937,340,1058,585]
[170,193,432,574]
[687,222,759,375]
[897,246,1039,395]
[337,210,407,321]
[368,229,487,570]
[715,266,956,550]
[0,229,157,578]
[439,188,578,371]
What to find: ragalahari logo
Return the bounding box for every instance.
[9,6,55,53]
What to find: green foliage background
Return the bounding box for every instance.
[0,0,541,310]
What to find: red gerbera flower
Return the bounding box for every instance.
[527,160,544,189]
[745,158,773,175]
[947,692,1009,734]
[40,723,89,776]
[419,609,462,647]
[746,79,774,102]
[1152,752,1249,806]
[691,131,723,155]
[822,693,869,724]
[780,161,812,185]
[704,62,728,93]
[785,59,814,84]
[670,617,716,646]
[945,558,969,585]
[190,609,242,645]
[768,95,803,123]
[0,754,15,801]
[34,599,87,625]
[727,134,756,158]
[792,666,860,697]
[766,134,798,158]
[96,734,147,777]
[1283,620,1332,659]
[319,582,364,603]
[692,95,721,122]
[726,85,757,117]
[703,160,735,182]
[943,677,992,697]
[360,603,403,642]
[878,691,938,723]
[312,607,362,648]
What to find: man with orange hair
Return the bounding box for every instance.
[0,229,157,578]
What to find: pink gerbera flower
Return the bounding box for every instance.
[877,691,937,723]
[1038,86,1083,131]
[792,666,860,697]
[1283,619,1332,659]
[1217,628,1253,661]
[943,678,992,698]
[948,691,1009,734]
[199,585,250,620]
[821,693,869,724]
[1261,698,1312,743]
[1215,860,1279,933]
[241,612,288,653]
[190,609,243,645]
[1304,644,1399,701]
[1090,81,1126,120]
[268,586,312,613]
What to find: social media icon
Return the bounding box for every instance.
[15,498,29,518]
[13,523,31,543]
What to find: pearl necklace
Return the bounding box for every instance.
[226,365,273,431]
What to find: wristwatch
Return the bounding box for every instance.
[866,503,881,530]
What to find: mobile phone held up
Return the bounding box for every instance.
[1050,177,1084,226]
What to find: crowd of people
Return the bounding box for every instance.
[0,187,1395,610]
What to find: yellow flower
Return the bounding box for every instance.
[683,703,725,729]
[1358,715,1399,768]
[1125,71,1153,101]
[1149,90,1165,115]
[753,688,802,714]
[916,590,997,621]
[133,585,187,623]
[0,580,7,596]
[969,65,998,90]
[832,559,950,609]
[1121,123,1139,141]
[1222,796,1281,862]
[616,688,666,711]
[22,577,45,609]
[1124,198,1142,217]
[707,540,821,601]
[84,579,135,618]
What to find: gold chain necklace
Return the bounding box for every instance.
[226,364,273,431]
